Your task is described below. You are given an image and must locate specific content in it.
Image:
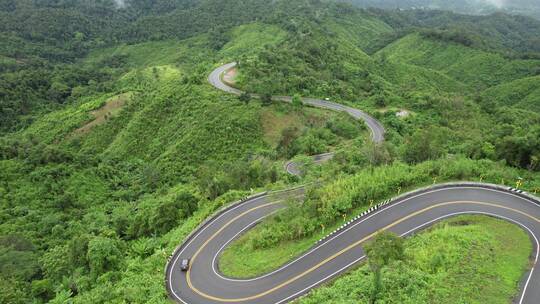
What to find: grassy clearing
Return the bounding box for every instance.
[260,107,304,147]
[298,215,533,303]
[222,67,238,86]
[19,92,118,144]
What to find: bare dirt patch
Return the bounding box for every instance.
[222,67,238,86]
[73,93,131,136]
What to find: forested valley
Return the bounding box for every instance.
[1,0,540,303]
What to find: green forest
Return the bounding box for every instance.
[347,0,540,20]
[1,0,539,303]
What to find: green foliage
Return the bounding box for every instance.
[420,28,477,47]
[40,245,72,282]
[376,33,539,89]
[0,277,33,304]
[276,124,354,159]
[277,127,300,157]
[327,112,367,139]
[86,236,123,277]
[401,127,447,164]
[239,92,251,104]
[366,232,405,269]
[0,240,39,281]
[236,21,374,101]
[350,0,540,19]
[365,232,404,303]
[480,76,540,113]
[197,158,279,200]
[368,8,540,54]
[292,94,303,108]
[0,61,119,133]
[111,185,201,239]
[299,215,533,304]
[30,279,54,302]
[219,157,540,278]
[48,290,73,304]
[220,23,287,58]
[1,1,540,303]
[261,93,273,106]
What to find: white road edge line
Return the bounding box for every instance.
[275,210,539,304]
[170,186,539,302]
[209,186,540,284]
[169,62,539,303]
[168,194,304,300]
[211,210,281,281]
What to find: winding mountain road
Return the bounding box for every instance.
[209,62,385,143]
[165,63,540,304]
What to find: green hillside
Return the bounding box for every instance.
[375,60,467,94]
[322,12,394,53]
[348,0,540,20]
[1,1,539,303]
[377,33,540,89]
[480,76,540,113]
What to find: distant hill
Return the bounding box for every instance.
[346,0,540,19]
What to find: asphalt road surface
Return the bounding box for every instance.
[208,62,384,175]
[164,64,540,304]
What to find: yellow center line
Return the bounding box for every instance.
[186,201,281,287]
[186,201,539,302]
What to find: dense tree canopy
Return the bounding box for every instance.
[0,0,539,303]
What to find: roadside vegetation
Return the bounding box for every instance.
[298,215,533,304]
[1,1,539,303]
[219,158,540,278]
